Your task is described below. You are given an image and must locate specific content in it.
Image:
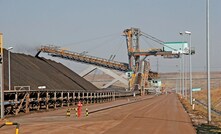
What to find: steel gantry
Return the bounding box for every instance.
[123,28,180,93]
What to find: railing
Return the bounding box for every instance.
[195,99,221,116]
[2,89,144,116]
[0,122,19,134]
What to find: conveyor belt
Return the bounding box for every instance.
[36,46,129,72]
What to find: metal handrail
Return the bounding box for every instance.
[0,121,19,134]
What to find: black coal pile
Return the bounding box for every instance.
[3,49,98,91]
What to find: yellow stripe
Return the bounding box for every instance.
[5,122,13,125]
[16,128,19,134]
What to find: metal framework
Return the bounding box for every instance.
[3,89,141,116]
[79,66,128,88]
[36,45,129,72]
[123,28,179,92]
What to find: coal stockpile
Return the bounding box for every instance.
[3,49,99,91]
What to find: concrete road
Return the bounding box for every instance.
[0,94,195,134]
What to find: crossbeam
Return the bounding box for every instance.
[80,66,128,89]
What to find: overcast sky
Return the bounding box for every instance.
[0,0,221,73]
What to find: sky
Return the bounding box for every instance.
[0,0,221,73]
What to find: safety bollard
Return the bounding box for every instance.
[192,98,195,110]
[85,108,89,117]
[75,108,78,118]
[16,126,19,134]
[0,122,20,134]
[66,108,71,117]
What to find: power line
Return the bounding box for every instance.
[63,32,120,47]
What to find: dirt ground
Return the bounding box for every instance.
[0,94,196,134]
